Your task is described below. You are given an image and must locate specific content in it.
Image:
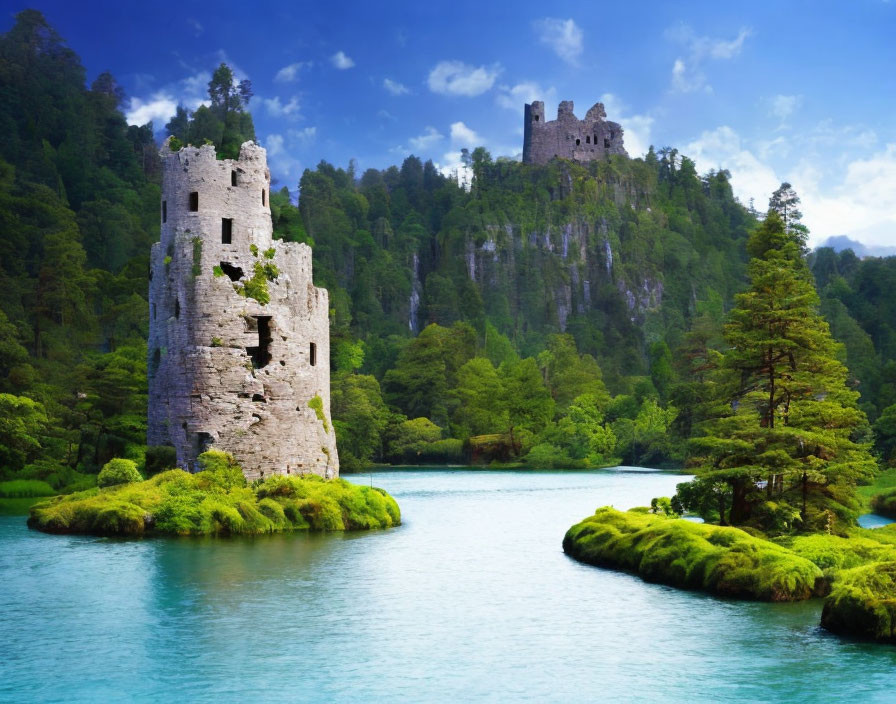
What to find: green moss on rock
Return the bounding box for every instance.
[821,561,896,642]
[563,507,824,601]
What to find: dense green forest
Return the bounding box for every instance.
[1,10,894,498]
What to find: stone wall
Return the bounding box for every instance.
[148,139,339,480]
[523,100,627,165]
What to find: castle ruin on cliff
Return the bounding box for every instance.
[523,100,627,165]
[148,139,338,480]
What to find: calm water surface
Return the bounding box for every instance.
[2,468,895,703]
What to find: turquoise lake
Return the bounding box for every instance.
[2,468,896,702]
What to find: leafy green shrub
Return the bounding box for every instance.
[237,261,273,304]
[213,265,224,277]
[97,458,142,488]
[563,507,823,601]
[168,136,183,151]
[821,561,896,641]
[0,479,56,498]
[195,450,246,490]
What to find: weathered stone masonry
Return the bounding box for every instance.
[523,100,627,165]
[148,139,338,480]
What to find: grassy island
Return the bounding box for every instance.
[563,508,824,601]
[565,506,896,642]
[28,452,400,537]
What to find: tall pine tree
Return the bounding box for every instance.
[679,210,876,532]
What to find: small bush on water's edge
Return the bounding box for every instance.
[871,486,896,518]
[563,507,824,601]
[28,452,400,537]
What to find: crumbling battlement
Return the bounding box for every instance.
[148,139,338,480]
[523,100,627,165]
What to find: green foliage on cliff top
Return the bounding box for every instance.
[563,507,823,601]
[28,451,400,536]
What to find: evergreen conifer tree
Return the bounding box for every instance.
[679,210,876,531]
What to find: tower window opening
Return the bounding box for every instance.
[219,262,243,281]
[604,138,610,149]
[175,298,180,319]
[309,342,317,367]
[262,189,266,207]
[246,315,273,368]
[534,115,539,121]
[189,192,199,211]
[231,170,237,186]
[222,218,233,244]
[586,136,590,144]
[162,201,167,223]
[575,138,580,146]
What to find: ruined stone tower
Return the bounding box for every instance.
[148,139,338,480]
[523,100,627,165]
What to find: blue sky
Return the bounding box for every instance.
[5,0,896,248]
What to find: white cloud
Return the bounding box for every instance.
[428,60,501,97]
[599,93,653,159]
[288,127,317,144]
[383,78,409,95]
[683,121,896,249]
[496,81,555,110]
[769,94,803,121]
[125,92,178,126]
[331,51,355,69]
[266,133,285,156]
[275,62,310,83]
[180,70,212,106]
[799,143,896,248]
[668,25,751,93]
[533,18,583,65]
[684,126,780,210]
[450,121,480,148]
[265,132,309,188]
[263,96,301,118]
[436,150,473,188]
[409,126,444,151]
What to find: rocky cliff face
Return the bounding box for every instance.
[463,218,664,333]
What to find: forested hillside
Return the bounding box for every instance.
[1,10,894,487]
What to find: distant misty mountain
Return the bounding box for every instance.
[817,235,896,258]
